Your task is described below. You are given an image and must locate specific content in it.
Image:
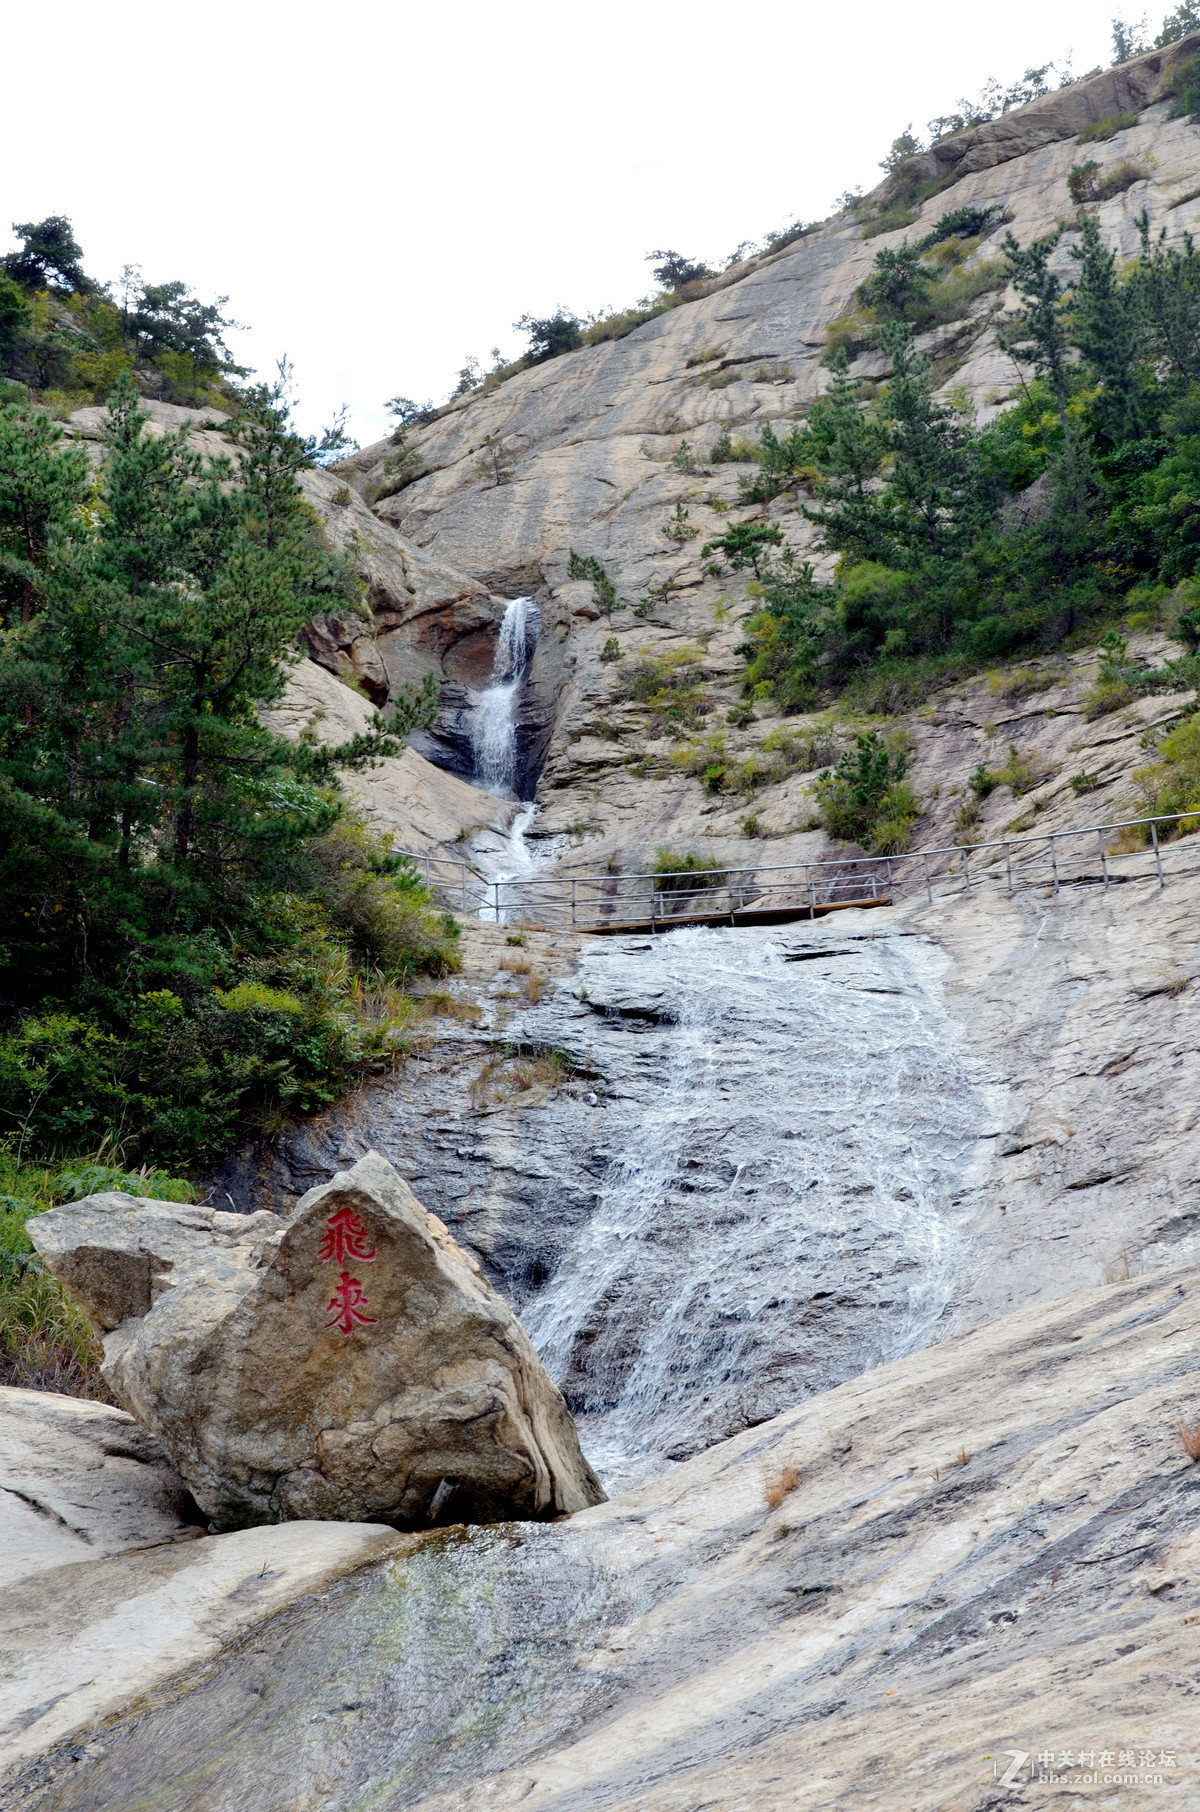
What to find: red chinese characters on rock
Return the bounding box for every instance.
[319,1207,378,1337]
[318,1206,377,1267]
[325,1270,377,1337]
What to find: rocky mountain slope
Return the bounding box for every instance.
[313,36,1200,875]
[10,39,1200,1811]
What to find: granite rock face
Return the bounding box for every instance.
[6,1263,1199,1810]
[28,1153,604,1531]
[0,1388,200,1584]
[314,36,1200,830]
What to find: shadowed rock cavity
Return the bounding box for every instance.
[28,1152,605,1532]
[412,594,562,799]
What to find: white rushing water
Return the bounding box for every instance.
[466,596,555,919]
[520,924,1000,1493]
[468,596,537,800]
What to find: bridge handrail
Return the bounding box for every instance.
[402,808,1200,928]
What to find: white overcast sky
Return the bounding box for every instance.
[4,1,1121,445]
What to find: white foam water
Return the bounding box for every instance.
[520,924,999,1493]
[468,597,537,800]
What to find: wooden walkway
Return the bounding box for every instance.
[584,895,893,936]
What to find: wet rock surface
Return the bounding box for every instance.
[29,1154,604,1531]
[224,924,1002,1493]
[8,1263,1199,1810]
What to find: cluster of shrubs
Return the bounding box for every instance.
[0,215,244,413]
[0,379,458,1179]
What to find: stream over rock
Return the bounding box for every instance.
[251,921,1004,1496]
[519,925,1000,1489]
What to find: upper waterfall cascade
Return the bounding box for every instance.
[468,596,538,801]
[465,595,553,917]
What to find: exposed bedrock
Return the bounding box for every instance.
[5,1262,1199,1810]
[28,1153,604,1532]
[219,922,1004,1493]
[218,865,1200,1498]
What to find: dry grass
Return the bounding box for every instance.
[498,953,533,974]
[1179,1417,1200,1463]
[524,971,546,1005]
[0,1265,112,1400]
[417,989,484,1026]
[1102,1249,1141,1284]
[0,1146,201,1403]
[469,1049,576,1108]
[764,1464,802,1510]
[956,1445,972,1467]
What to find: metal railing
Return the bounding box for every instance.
[405,810,1200,933]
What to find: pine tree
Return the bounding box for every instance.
[1000,228,1074,432]
[1070,212,1151,443]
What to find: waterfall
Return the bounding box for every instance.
[468,597,537,801]
[466,596,549,919]
[520,925,998,1493]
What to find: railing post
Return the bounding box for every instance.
[807,864,815,920]
[571,879,577,929]
[1050,834,1059,896]
[1098,828,1109,892]
[885,857,893,901]
[961,846,971,892]
[1152,819,1165,889]
[1005,841,1013,896]
[923,852,932,905]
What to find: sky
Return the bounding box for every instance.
[3,0,1124,447]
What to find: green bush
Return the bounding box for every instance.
[661,502,699,543]
[1078,112,1139,142]
[651,849,728,893]
[1133,714,1200,826]
[567,548,620,615]
[996,743,1049,795]
[969,761,1000,798]
[616,648,708,728]
[1069,158,1150,203]
[583,296,681,346]
[917,205,1004,248]
[816,731,920,848]
[1166,52,1200,120]
[702,522,784,577]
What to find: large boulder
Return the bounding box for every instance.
[28,1153,605,1531]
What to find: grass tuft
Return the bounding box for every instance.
[1179,1417,1200,1463]
[764,1464,802,1510]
